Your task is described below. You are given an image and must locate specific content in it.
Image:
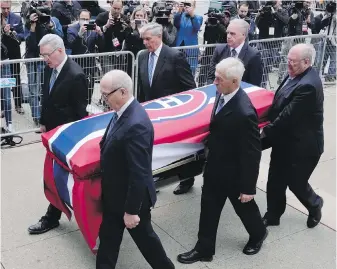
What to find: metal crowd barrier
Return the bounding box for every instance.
[248,34,327,90]
[1,34,335,139]
[0,51,134,138]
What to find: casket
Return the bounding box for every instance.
[41,83,274,253]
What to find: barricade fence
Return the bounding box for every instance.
[0,34,335,138]
[248,34,327,90]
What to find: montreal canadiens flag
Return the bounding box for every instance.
[41,83,274,217]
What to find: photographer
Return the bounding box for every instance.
[95,0,132,74]
[152,1,177,46]
[235,2,255,40]
[256,0,289,39]
[174,0,203,76]
[25,9,63,127]
[320,2,336,82]
[287,2,304,36]
[1,0,25,115]
[51,0,82,54]
[302,0,315,35]
[1,13,14,132]
[77,1,107,19]
[124,6,148,56]
[67,9,104,103]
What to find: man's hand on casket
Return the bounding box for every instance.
[124,213,140,229]
[40,125,47,133]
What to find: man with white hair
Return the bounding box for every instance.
[261,43,324,229]
[207,18,263,87]
[177,57,268,264]
[137,22,198,195]
[97,70,175,269]
[28,34,88,235]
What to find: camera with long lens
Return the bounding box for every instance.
[326,1,336,13]
[21,0,51,25]
[260,1,275,13]
[152,0,173,25]
[204,1,230,26]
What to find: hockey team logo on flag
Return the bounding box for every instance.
[144,89,211,123]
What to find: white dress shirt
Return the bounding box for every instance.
[230,41,245,57]
[116,96,135,120]
[55,55,68,79]
[220,87,240,106]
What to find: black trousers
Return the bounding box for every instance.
[266,154,321,219]
[45,203,62,221]
[177,159,204,187]
[96,197,174,269]
[195,179,266,256]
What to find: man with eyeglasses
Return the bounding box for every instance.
[27,34,88,235]
[67,9,105,104]
[97,70,175,269]
[261,44,324,229]
[24,5,63,129]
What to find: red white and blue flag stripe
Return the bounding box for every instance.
[41,83,274,251]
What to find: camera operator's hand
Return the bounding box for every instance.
[95,25,103,36]
[291,13,298,20]
[186,6,194,17]
[78,24,87,37]
[178,3,184,13]
[306,15,311,24]
[30,13,38,32]
[130,20,136,30]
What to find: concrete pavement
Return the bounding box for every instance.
[1,85,336,268]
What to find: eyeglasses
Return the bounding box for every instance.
[40,48,58,59]
[101,87,122,100]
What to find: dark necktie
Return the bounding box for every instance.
[49,69,58,92]
[215,95,225,114]
[231,49,237,57]
[106,112,118,136]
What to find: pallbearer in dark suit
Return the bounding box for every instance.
[261,44,324,229]
[28,34,88,235]
[177,58,268,264]
[137,22,198,195]
[207,19,263,87]
[96,70,174,269]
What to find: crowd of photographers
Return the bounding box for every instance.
[0,0,336,133]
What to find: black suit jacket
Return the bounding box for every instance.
[263,67,324,158]
[207,42,263,86]
[99,100,157,215]
[40,58,88,131]
[137,44,196,102]
[204,88,261,195]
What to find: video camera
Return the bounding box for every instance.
[153,0,174,25]
[326,1,336,13]
[21,0,51,25]
[260,1,275,13]
[205,1,231,26]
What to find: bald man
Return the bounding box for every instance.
[97,70,174,269]
[261,44,324,229]
[207,19,263,87]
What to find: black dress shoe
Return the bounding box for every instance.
[243,230,268,255]
[262,215,280,227]
[173,184,193,195]
[28,217,60,234]
[307,197,324,228]
[177,249,213,264]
